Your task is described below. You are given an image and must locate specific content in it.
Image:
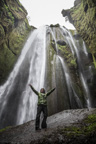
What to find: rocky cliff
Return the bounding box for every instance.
[62,0,96,59]
[61,0,96,104]
[0,0,35,84]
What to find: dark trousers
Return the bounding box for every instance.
[35,104,48,130]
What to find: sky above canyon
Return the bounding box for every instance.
[20,0,75,29]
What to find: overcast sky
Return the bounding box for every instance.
[20,0,75,29]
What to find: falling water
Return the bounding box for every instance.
[49,27,59,54]
[83,41,88,56]
[0,26,47,128]
[17,26,47,125]
[49,27,82,108]
[60,26,91,108]
[59,26,75,55]
[58,56,82,108]
[0,29,38,118]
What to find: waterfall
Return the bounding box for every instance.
[0,25,93,129]
[0,26,47,128]
[58,56,82,108]
[48,27,59,54]
[17,26,47,125]
[83,41,88,56]
[60,26,91,108]
[48,27,82,108]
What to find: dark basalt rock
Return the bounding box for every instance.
[57,40,66,46]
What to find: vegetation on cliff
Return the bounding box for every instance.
[61,0,96,104]
[0,0,34,84]
[62,0,96,65]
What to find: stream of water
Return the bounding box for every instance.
[60,26,91,108]
[0,26,47,127]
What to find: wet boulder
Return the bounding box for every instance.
[57,40,66,46]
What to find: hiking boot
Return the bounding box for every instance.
[35,128,41,131]
[42,127,47,131]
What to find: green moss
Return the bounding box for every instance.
[60,114,96,137]
[50,43,56,57]
[85,114,96,123]
[69,0,96,55]
[8,11,14,23]
[4,3,9,11]
[0,24,5,41]
[0,42,16,84]
[83,114,96,134]
[1,3,15,26]
[62,126,83,137]
[70,59,77,67]
[19,7,24,12]
[57,44,77,69]
[0,0,32,84]
[92,54,96,69]
[57,44,66,50]
[0,126,11,133]
[9,23,30,55]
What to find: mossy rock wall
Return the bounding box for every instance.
[62,0,96,55]
[0,0,35,84]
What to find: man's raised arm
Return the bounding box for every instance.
[46,88,56,96]
[29,84,39,96]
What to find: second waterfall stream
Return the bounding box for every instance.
[0,25,94,128]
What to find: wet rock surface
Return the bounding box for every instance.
[57,40,66,46]
[0,108,96,144]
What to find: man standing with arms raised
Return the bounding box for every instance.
[29,84,56,131]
